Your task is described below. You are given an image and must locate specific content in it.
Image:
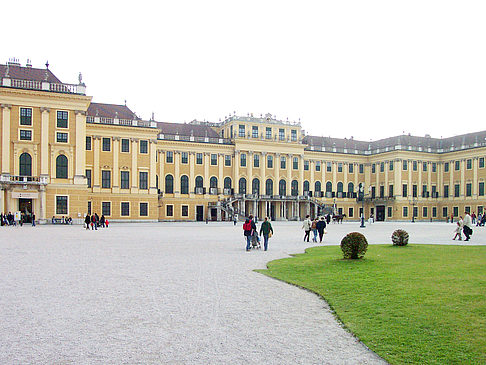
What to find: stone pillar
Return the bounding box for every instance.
[248,152,253,188]
[299,154,304,195]
[189,152,194,195]
[93,136,101,191]
[234,151,240,193]
[40,185,47,223]
[460,159,465,197]
[0,187,4,213]
[261,152,266,188]
[40,107,50,177]
[150,140,157,195]
[310,159,315,194]
[112,137,120,193]
[218,153,224,194]
[174,151,180,196]
[395,159,402,197]
[204,152,210,196]
[74,110,86,185]
[418,161,423,198]
[473,157,478,196]
[287,154,292,193]
[275,153,280,195]
[1,104,12,174]
[131,138,138,193]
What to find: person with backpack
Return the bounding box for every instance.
[259,217,274,251]
[316,216,327,243]
[243,215,257,251]
[302,215,312,242]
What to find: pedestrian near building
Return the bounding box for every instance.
[85,214,91,230]
[463,211,473,241]
[452,221,462,240]
[311,218,318,242]
[32,214,35,227]
[259,217,274,251]
[302,215,312,242]
[316,216,327,243]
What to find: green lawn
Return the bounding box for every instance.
[257,245,486,365]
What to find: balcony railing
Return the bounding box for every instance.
[0,175,48,184]
[2,77,86,95]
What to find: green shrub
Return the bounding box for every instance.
[391,229,409,246]
[341,232,368,259]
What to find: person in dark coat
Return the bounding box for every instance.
[85,214,91,230]
[316,216,327,243]
[259,217,274,251]
[91,214,97,230]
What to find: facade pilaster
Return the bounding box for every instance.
[112,137,120,193]
[131,138,138,193]
[174,151,180,196]
[40,107,50,176]
[93,136,101,191]
[189,152,194,196]
[473,157,478,196]
[149,140,157,194]
[218,153,224,193]
[74,110,86,184]
[204,152,209,196]
[1,104,12,174]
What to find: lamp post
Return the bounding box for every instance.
[358,183,366,228]
[409,196,417,223]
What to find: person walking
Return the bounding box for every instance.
[311,218,318,242]
[463,211,473,241]
[302,215,312,242]
[85,214,91,230]
[452,221,462,240]
[316,216,327,243]
[32,214,36,227]
[243,216,255,251]
[259,217,274,251]
[91,213,97,230]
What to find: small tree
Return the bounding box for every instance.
[392,229,409,246]
[341,232,368,259]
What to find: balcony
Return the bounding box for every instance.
[2,78,86,95]
[0,174,48,185]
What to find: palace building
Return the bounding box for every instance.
[1,59,485,223]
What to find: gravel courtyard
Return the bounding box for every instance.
[1,221,484,364]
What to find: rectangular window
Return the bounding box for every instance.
[432,207,437,218]
[266,127,272,139]
[413,206,418,218]
[432,185,437,197]
[466,183,472,197]
[86,169,92,188]
[121,138,130,152]
[389,184,394,197]
[267,155,273,169]
[166,151,173,163]
[102,137,111,151]
[412,184,417,198]
[348,207,354,218]
[479,182,484,196]
[455,161,460,170]
[211,153,217,166]
[166,204,174,217]
[402,184,408,197]
[252,126,258,138]
[139,140,148,154]
[238,125,245,137]
[371,186,376,198]
[56,196,68,215]
[388,207,392,218]
[372,164,376,173]
[280,156,286,169]
[478,206,484,215]
[293,157,298,170]
[316,161,321,172]
[20,107,32,125]
[102,201,111,216]
[403,206,408,217]
[444,185,449,198]
[20,130,32,140]
[432,162,436,172]
[403,160,408,170]
[389,161,394,171]
[253,154,260,168]
[423,162,427,171]
[140,202,148,216]
[454,184,460,197]
[338,163,343,173]
[240,153,246,167]
[444,162,449,172]
[380,162,384,172]
[479,157,485,168]
[86,136,92,150]
[139,171,148,190]
[57,111,68,128]
[121,202,130,216]
[304,160,309,171]
[181,205,189,217]
[465,206,471,214]
[102,170,111,188]
[466,159,472,169]
[423,207,428,217]
[453,206,459,217]
[225,155,231,166]
[181,152,188,164]
[87,201,92,215]
[413,161,417,171]
[56,132,68,143]
[279,128,285,141]
[196,153,203,164]
[379,185,384,198]
[327,162,332,172]
[359,164,364,173]
[443,207,448,218]
[121,171,129,189]
[349,163,354,173]
[422,184,427,198]
[291,129,297,141]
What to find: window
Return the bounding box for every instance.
[423,207,428,217]
[121,138,129,152]
[338,163,343,173]
[466,183,472,197]
[359,164,364,173]
[165,174,173,193]
[453,206,459,217]
[413,161,417,171]
[279,128,285,141]
[454,184,460,197]
[252,126,258,138]
[432,207,437,218]
[412,184,417,198]
[265,179,273,195]
[56,132,68,143]
[139,172,148,190]
[315,181,321,193]
[303,181,310,193]
[56,155,68,179]
[403,160,408,170]
[455,161,460,170]
[480,158,485,168]
[291,180,298,196]
[240,153,246,167]
[196,153,203,164]
[389,161,394,171]
[444,162,449,172]
[102,202,111,216]
[293,157,298,170]
[387,207,392,218]
[379,185,384,198]
[349,164,354,173]
[87,201,91,215]
[253,154,259,168]
[371,164,376,173]
[443,207,448,218]
[423,162,427,171]
[19,153,32,176]
[349,207,354,218]
[181,175,189,194]
[432,163,436,172]
[279,179,287,196]
[432,185,437,197]
[181,205,189,217]
[403,206,408,217]
[444,185,449,198]
[181,152,188,164]
[380,162,384,172]
[239,178,247,194]
[413,206,418,218]
[102,170,111,188]
[166,205,173,217]
[266,127,272,139]
[56,111,68,128]
[422,184,428,198]
[86,169,91,188]
[327,162,332,172]
[86,136,92,150]
[479,182,484,196]
[252,178,260,195]
[20,107,32,125]
[102,137,111,151]
[280,156,286,169]
[348,182,354,194]
[371,186,376,199]
[224,155,231,166]
[210,177,218,193]
[238,125,245,137]
[316,161,321,172]
[224,177,232,192]
[211,153,217,165]
[267,155,273,169]
[304,160,309,171]
[121,202,130,216]
[166,151,173,163]
[140,202,148,216]
[139,140,148,154]
[291,130,297,141]
[20,130,32,141]
[121,171,129,189]
[389,184,394,197]
[56,196,68,215]
[402,184,408,197]
[466,159,472,170]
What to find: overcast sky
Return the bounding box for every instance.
[2,1,485,141]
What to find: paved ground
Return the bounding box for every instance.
[0,221,484,364]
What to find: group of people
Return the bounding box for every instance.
[1,212,35,226]
[452,211,474,241]
[243,215,273,251]
[84,213,109,230]
[302,215,327,243]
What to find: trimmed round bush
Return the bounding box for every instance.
[341,232,368,259]
[392,229,409,246]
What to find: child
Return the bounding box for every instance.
[105,219,109,228]
[453,221,462,240]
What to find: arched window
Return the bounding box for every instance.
[303,180,310,192]
[348,182,354,193]
[337,182,343,193]
[195,176,203,188]
[291,180,298,196]
[56,155,68,179]
[180,175,189,194]
[265,179,273,196]
[315,181,321,192]
[165,174,174,194]
[19,152,32,177]
[252,178,260,195]
[224,177,232,189]
[210,176,218,188]
[279,179,287,196]
[326,181,332,192]
[239,177,247,194]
